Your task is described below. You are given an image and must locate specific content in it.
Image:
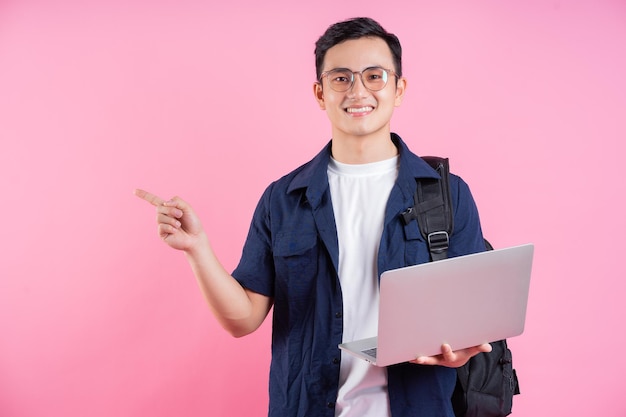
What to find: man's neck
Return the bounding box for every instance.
[330,132,398,164]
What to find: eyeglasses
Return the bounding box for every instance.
[319,66,398,92]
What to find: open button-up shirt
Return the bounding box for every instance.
[232,134,486,417]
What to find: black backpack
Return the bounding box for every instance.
[400,156,520,417]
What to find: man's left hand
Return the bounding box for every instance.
[411,343,492,368]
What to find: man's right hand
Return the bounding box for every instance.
[134,188,273,337]
[134,189,205,252]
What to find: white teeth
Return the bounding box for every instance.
[346,106,373,113]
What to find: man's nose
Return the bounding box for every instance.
[347,73,369,97]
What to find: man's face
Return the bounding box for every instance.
[314,36,406,142]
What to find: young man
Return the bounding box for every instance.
[136,17,490,417]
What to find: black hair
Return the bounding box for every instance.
[314,17,402,80]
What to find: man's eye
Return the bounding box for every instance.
[365,68,386,81]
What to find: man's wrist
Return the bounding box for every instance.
[184,232,211,260]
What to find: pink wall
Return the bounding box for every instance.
[1,1,625,416]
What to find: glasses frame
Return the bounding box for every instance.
[318,66,398,92]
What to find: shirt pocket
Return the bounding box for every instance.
[403,220,430,265]
[273,231,319,301]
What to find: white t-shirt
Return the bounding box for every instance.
[328,155,399,417]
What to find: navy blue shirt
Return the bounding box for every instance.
[232,134,485,417]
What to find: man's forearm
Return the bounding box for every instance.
[184,234,271,337]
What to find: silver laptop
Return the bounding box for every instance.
[338,243,534,367]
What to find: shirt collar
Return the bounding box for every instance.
[287,133,440,208]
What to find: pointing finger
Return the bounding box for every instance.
[134,188,165,207]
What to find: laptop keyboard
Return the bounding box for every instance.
[362,347,377,358]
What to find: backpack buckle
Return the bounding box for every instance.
[427,231,449,254]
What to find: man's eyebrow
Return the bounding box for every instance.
[326,65,387,71]
[324,67,351,72]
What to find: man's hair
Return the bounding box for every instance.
[314,17,403,80]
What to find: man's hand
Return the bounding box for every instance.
[134,189,205,252]
[411,343,492,368]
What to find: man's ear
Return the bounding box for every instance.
[313,82,326,110]
[394,77,407,107]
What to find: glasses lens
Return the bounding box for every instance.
[362,67,388,91]
[326,69,353,92]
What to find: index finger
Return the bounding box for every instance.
[134,188,165,206]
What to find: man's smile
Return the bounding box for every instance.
[345,105,374,115]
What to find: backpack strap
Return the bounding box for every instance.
[401,156,454,261]
[401,157,520,416]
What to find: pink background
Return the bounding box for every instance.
[1,0,625,416]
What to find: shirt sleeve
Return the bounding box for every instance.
[448,173,487,258]
[231,183,276,297]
